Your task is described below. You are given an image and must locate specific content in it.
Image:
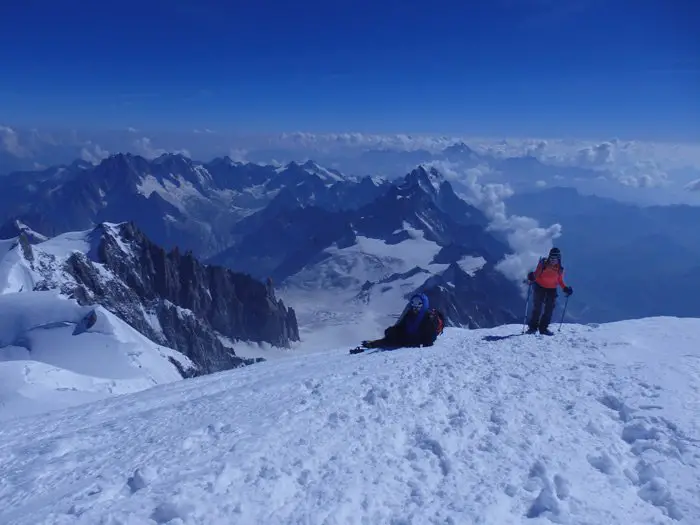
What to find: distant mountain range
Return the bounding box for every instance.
[0,152,526,332]
[0,154,392,258]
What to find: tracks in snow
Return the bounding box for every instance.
[0,326,698,524]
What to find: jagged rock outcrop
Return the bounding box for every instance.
[27,221,299,375]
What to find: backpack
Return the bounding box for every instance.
[536,257,563,276]
[428,308,445,337]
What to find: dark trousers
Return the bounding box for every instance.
[529,284,557,331]
[366,325,422,349]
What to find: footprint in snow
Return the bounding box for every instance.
[523,460,570,520]
[181,422,234,450]
[596,391,688,521]
[408,426,451,478]
[363,386,389,405]
[629,459,684,521]
[150,501,194,524]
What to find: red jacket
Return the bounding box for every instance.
[533,258,567,289]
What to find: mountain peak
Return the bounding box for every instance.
[277,160,345,185]
[0,218,49,243]
[402,165,445,197]
[210,156,240,168]
[442,142,478,160]
[152,152,191,166]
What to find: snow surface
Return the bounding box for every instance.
[0,291,192,420]
[457,255,487,276]
[1,317,698,524]
[136,174,207,212]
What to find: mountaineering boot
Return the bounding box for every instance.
[526,326,538,334]
[539,328,554,336]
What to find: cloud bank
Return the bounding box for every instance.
[425,160,562,292]
[685,179,700,192]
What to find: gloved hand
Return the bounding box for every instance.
[563,286,573,296]
[527,272,535,282]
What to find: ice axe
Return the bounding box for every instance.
[558,295,570,332]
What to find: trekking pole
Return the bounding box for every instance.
[558,295,570,332]
[522,282,532,333]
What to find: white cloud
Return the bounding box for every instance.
[276,131,458,153]
[535,180,547,187]
[575,141,616,167]
[80,142,110,164]
[228,148,248,162]
[425,160,562,291]
[685,179,700,192]
[0,125,28,157]
[259,133,700,193]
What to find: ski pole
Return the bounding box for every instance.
[522,282,532,333]
[558,295,570,332]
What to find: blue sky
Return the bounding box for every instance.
[1,0,698,140]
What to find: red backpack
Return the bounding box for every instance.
[429,308,445,336]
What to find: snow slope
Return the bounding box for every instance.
[1,317,698,524]
[0,291,193,421]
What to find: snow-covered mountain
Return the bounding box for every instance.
[211,166,522,331]
[0,154,387,257]
[1,317,697,523]
[0,222,299,376]
[0,290,194,420]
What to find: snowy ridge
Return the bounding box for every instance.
[0,219,49,243]
[0,223,113,294]
[0,318,697,523]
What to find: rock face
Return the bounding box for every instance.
[24,222,299,375]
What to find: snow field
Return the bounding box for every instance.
[0,291,192,420]
[0,319,698,524]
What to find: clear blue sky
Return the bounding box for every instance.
[1,0,698,140]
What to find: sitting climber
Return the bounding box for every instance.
[351,293,445,353]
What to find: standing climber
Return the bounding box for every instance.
[526,247,573,335]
